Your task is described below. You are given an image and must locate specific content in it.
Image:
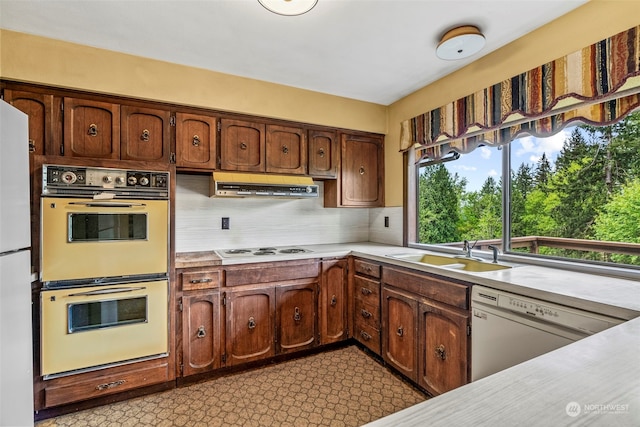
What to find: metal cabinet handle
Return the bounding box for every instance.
[196,325,206,338]
[293,307,302,322]
[359,166,365,175]
[240,142,247,150]
[360,309,371,319]
[95,379,125,391]
[140,129,150,142]
[330,295,337,306]
[189,278,213,284]
[396,326,404,337]
[435,344,446,360]
[88,123,98,136]
[361,287,372,296]
[248,316,256,330]
[28,139,36,153]
[360,331,371,341]
[282,145,289,154]
[192,135,200,146]
[318,148,325,157]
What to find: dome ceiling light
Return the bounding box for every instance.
[436,25,486,60]
[258,0,318,16]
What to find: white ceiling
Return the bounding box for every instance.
[0,0,587,105]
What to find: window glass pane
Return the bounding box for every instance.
[510,111,640,266]
[417,146,502,246]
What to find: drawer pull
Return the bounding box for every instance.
[396,326,404,337]
[196,325,206,338]
[240,142,248,150]
[330,295,337,306]
[435,344,447,361]
[361,287,372,296]
[318,148,325,158]
[140,129,150,142]
[95,379,125,391]
[192,135,200,146]
[360,309,372,319]
[189,278,213,284]
[248,316,256,330]
[293,307,302,322]
[282,144,289,154]
[360,331,371,341]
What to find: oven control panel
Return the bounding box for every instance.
[42,165,169,198]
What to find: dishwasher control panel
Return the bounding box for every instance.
[472,286,623,335]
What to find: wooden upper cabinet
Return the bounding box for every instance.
[308,129,338,179]
[120,105,171,162]
[265,125,307,175]
[220,119,265,172]
[3,89,60,157]
[175,112,218,170]
[325,132,384,207]
[63,97,120,159]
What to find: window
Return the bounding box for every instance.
[412,110,640,268]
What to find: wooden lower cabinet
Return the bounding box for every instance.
[418,301,469,396]
[181,291,221,376]
[276,282,318,354]
[319,259,348,344]
[381,286,418,382]
[352,259,382,355]
[225,286,276,366]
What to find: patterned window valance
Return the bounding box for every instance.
[401,25,640,160]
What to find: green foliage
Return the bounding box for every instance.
[418,164,463,243]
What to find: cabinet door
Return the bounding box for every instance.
[121,105,171,162]
[181,292,221,376]
[320,259,348,344]
[382,286,418,382]
[175,112,218,170]
[63,98,120,158]
[3,89,60,156]
[341,133,384,206]
[220,119,265,172]
[308,129,337,179]
[225,287,275,366]
[265,125,306,174]
[418,301,469,395]
[276,282,317,354]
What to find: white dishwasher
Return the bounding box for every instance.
[471,285,623,381]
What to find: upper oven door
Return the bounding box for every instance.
[41,197,168,282]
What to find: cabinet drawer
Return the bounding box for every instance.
[44,363,169,408]
[181,270,221,291]
[382,267,469,309]
[354,322,381,355]
[354,259,381,279]
[354,298,379,329]
[354,275,380,305]
[225,261,319,287]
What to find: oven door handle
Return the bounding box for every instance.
[67,286,145,297]
[67,202,147,208]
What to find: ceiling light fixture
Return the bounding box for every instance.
[258,0,318,16]
[436,25,485,60]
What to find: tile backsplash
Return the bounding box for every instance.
[175,174,402,252]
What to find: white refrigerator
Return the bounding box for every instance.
[0,100,34,426]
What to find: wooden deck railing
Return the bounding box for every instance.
[443,236,640,258]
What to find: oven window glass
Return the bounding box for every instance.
[68,213,147,242]
[68,297,147,333]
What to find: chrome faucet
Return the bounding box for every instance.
[463,240,473,258]
[487,245,500,263]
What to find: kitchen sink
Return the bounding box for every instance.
[388,253,513,272]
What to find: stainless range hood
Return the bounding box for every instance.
[210,172,318,198]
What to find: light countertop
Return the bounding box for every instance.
[177,242,640,426]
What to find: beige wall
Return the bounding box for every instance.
[0,30,386,135]
[2,1,639,208]
[385,0,640,207]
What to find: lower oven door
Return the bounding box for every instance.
[41,280,168,377]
